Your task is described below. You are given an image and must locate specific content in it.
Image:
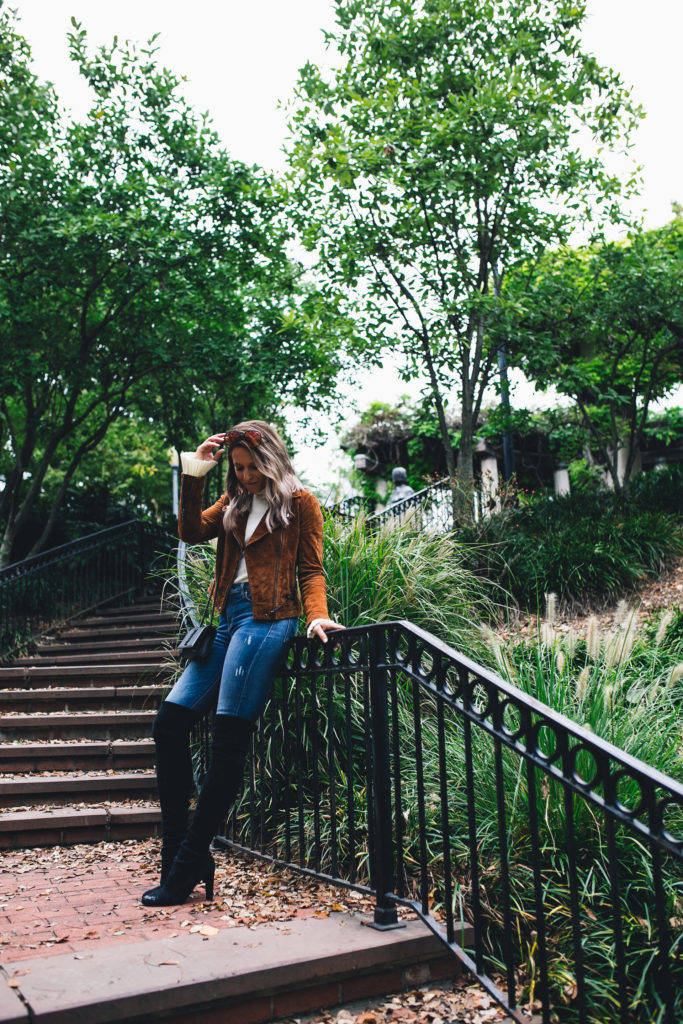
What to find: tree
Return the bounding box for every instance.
[286,0,640,486]
[496,219,683,492]
[341,397,460,489]
[0,8,343,564]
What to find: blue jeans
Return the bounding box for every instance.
[167,583,298,722]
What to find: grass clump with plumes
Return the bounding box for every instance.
[470,596,683,1022]
[482,595,683,779]
[323,510,499,654]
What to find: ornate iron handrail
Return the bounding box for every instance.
[368,476,455,532]
[208,621,682,1024]
[332,477,457,532]
[329,494,377,518]
[0,520,173,658]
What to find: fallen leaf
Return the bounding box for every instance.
[189,924,219,936]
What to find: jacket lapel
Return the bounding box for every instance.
[246,514,269,547]
[232,518,247,552]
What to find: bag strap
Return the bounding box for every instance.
[198,534,224,626]
[197,579,215,625]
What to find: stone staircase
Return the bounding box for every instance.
[0,595,178,849]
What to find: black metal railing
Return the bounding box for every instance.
[0,520,173,658]
[332,478,460,533]
[208,622,682,1024]
[329,494,377,518]
[368,477,455,533]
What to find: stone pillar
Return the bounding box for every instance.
[480,455,500,515]
[553,463,570,497]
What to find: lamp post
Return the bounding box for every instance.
[493,262,515,482]
[169,449,180,517]
[353,452,379,472]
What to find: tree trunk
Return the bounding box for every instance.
[418,328,456,481]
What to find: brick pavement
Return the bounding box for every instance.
[0,837,376,965]
[2,840,199,962]
[0,841,514,1024]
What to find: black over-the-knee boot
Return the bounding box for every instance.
[151,700,200,884]
[141,713,255,907]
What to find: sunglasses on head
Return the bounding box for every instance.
[224,429,262,449]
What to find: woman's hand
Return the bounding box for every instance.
[308,618,345,644]
[194,434,227,463]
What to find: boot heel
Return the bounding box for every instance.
[204,855,215,900]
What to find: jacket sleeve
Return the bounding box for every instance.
[296,492,329,626]
[178,474,227,544]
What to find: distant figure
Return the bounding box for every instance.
[386,467,415,506]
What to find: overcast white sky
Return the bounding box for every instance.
[11,1,683,487]
[14,0,682,226]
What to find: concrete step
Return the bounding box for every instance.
[0,803,161,848]
[0,710,157,742]
[35,637,171,656]
[75,611,179,629]
[0,739,156,772]
[0,684,164,713]
[96,601,173,617]
[0,771,158,807]
[56,623,178,642]
[0,593,172,849]
[0,913,467,1022]
[12,649,172,667]
[0,662,169,688]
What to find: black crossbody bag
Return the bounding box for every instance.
[176,543,221,663]
[176,586,216,663]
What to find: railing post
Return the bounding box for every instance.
[367,627,403,930]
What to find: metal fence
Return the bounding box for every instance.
[210,621,683,1024]
[332,478,461,534]
[368,477,456,533]
[0,520,173,658]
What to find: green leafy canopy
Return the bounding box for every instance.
[0,6,346,563]
[286,0,640,480]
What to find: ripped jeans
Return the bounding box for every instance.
[166,583,299,722]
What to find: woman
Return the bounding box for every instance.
[142,421,342,907]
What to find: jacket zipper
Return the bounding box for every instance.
[271,527,284,619]
[231,525,285,619]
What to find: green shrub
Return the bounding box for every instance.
[459,490,683,609]
[568,457,603,494]
[629,461,683,516]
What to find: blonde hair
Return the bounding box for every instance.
[222,420,303,533]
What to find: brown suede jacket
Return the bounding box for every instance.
[178,474,329,625]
